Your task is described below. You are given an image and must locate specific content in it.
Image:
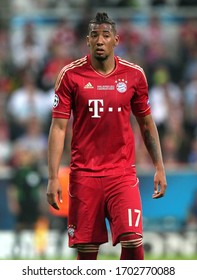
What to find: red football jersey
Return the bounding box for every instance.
[52,55,151,176]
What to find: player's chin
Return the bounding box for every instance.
[94,54,108,61]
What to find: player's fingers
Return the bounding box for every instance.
[153,179,159,194]
[47,193,60,210]
[46,192,54,204]
[159,180,167,196]
[152,192,163,199]
[152,183,166,199]
[58,190,63,204]
[51,202,60,210]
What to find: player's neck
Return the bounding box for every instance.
[91,55,116,75]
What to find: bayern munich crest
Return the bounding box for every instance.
[53,94,59,108]
[116,79,127,93]
[68,225,75,238]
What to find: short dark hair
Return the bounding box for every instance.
[88,12,116,33]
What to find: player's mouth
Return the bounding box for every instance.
[95,48,105,55]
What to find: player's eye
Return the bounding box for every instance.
[90,32,98,38]
[103,32,111,38]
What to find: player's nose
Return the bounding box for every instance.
[96,35,104,45]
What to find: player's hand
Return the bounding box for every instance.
[152,170,167,199]
[46,178,62,210]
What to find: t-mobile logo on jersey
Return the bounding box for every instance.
[88,99,121,118]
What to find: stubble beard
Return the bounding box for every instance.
[94,54,108,62]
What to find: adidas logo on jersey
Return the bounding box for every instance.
[84,82,94,89]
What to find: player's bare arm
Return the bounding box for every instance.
[136,114,167,199]
[47,118,68,210]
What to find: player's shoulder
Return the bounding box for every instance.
[55,56,88,89]
[117,56,145,75]
[62,56,88,74]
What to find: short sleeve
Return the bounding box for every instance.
[131,69,151,117]
[52,69,72,119]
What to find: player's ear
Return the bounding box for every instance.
[86,36,90,47]
[114,34,119,47]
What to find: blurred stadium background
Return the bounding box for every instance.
[0,0,197,260]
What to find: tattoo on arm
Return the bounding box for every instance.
[143,129,160,163]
